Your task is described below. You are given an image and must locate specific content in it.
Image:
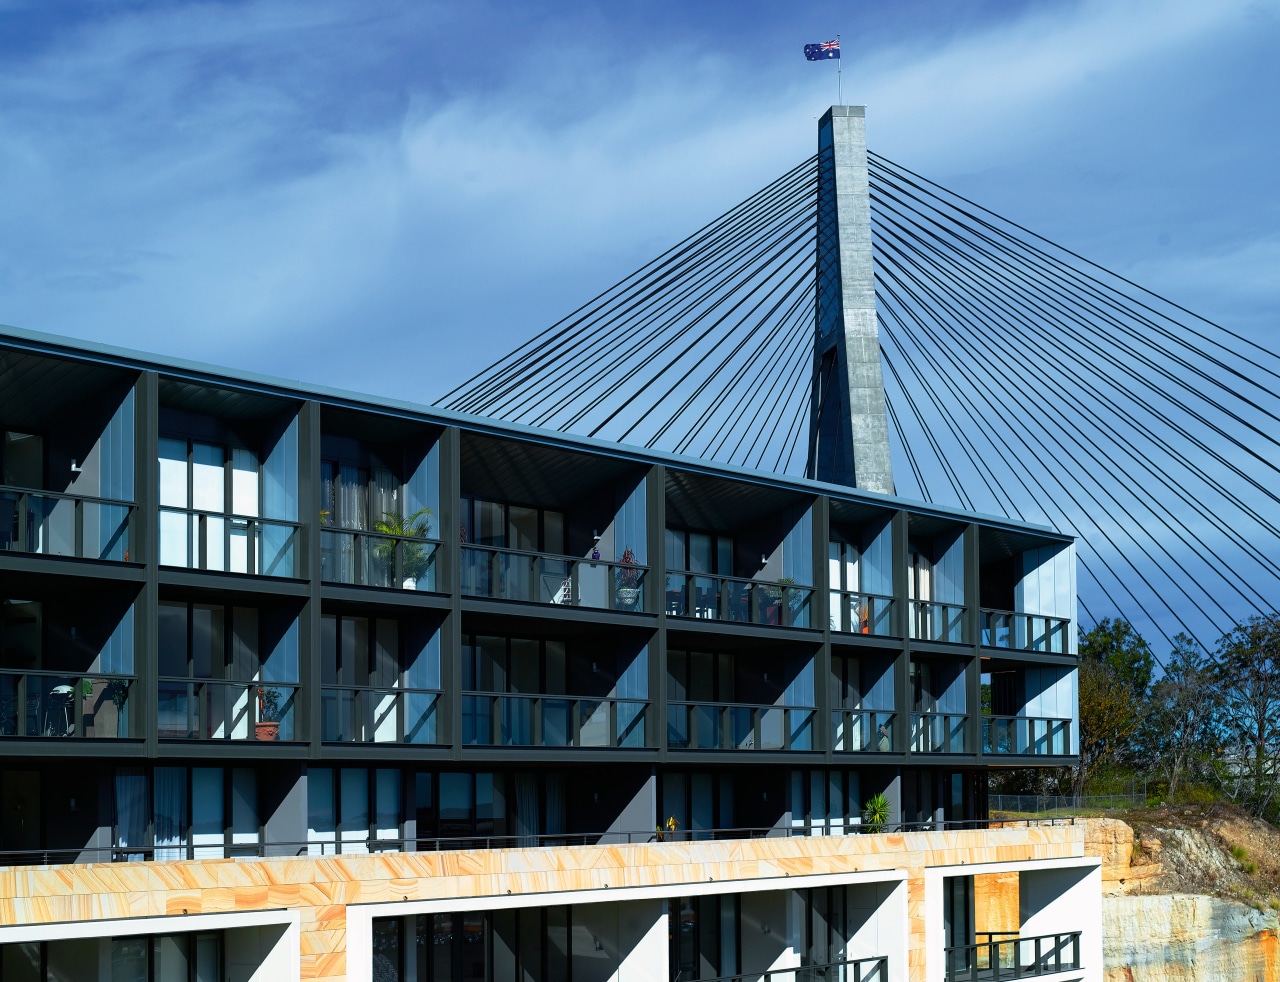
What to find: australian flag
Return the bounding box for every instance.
[804,39,840,61]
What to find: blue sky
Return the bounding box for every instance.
[1,0,1276,403]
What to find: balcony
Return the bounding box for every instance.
[831,709,897,752]
[321,528,440,591]
[157,679,299,741]
[0,487,133,561]
[665,573,813,628]
[461,692,649,748]
[831,590,895,636]
[158,507,300,578]
[946,931,1081,981]
[667,700,815,751]
[911,600,966,643]
[461,544,648,612]
[911,712,969,753]
[981,609,1071,654]
[321,685,442,744]
[982,715,1071,756]
[0,670,134,738]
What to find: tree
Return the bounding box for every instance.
[1074,620,1155,793]
[1148,634,1217,798]
[1079,618,1155,696]
[1211,614,1280,818]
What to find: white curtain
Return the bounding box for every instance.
[153,767,188,861]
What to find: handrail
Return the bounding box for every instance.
[668,698,818,712]
[461,541,650,572]
[693,955,889,982]
[0,670,136,739]
[980,608,1071,654]
[156,678,301,742]
[911,600,966,643]
[945,930,1082,981]
[159,506,301,577]
[831,589,897,636]
[0,483,136,507]
[831,709,897,752]
[667,700,816,751]
[0,817,1081,867]
[982,714,1072,756]
[320,684,442,744]
[911,712,970,753]
[158,504,302,528]
[665,571,814,628]
[461,691,651,749]
[321,527,441,590]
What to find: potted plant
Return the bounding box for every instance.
[615,547,642,608]
[256,686,284,742]
[655,815,680,842]
[862,792,890,833]
[374,507,434,589]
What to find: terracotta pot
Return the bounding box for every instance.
[255,721,280,742]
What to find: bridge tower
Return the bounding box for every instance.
[806,106,895,494]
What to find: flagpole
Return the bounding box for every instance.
[837,33,842,104]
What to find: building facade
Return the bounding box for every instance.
[0,325,1098,981]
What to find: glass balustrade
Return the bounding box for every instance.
[666,700,815,751]
[320,686,442,744]
[981,608,1071,653]
[946,931,1081,982]
[0,670,135,738]
[461,545,647,611]
[982,714,1072,756]
[156,679,299,741]
[158,508,300,577]
[830,591,896,635]
[665,573,813,628]
[830,709,897,752]
[320,529,441,591]
[911,600,966,643]
[910,712,969,753]
[0,487,133,561]
[461,692,650,748]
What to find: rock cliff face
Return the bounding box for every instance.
[1082,816,1280,981]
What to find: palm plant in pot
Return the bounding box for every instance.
[256,686,285,742]
[373,507,434,590]
[615,547,642,609]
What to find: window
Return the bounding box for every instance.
[306,767,401,855]
[114,766,259,861]
[460,497,565,554]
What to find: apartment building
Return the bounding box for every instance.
[0,323,1098,982]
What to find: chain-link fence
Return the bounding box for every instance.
[991,789,1146,814]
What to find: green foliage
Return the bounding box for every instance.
[373,508,435,582]
[1230,845,1258,875]
[862,792,890,832]
[1079,618,1155,695]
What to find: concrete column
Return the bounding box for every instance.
[808,106,894,495]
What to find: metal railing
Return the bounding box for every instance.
[158,507,300,577]
[981,609,1071,654]
[461,544,648,611]
[461,691,650,748]
[320,685,442,744]
[830,591,896,636]
[911,600,966,643]
[667,700,815,751]
[945,931,1081,981]
[0,817,1080,867]
[0,670,135,738]
[911,712,969,753]
[831,709,896,752]
[321,528,440,591]
[156,679,300,741]
[0,485,133,561]
[982,715,1071,756]
[990,792,1145,813]
[692,956,889,982]
[665,572,813,628]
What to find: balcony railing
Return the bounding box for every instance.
[320,528,440,591]
[699,956,889,982]
[321,685,442,744]
[945,931,1081,981]
[911,712,969,753]
[0,486,133,561]
[461,544,648,612]
[0,670,135,738]
[665,573,813,628]
[157,679,299,741]
[831,709,897,752]
[981,608,1071,654]
[158,507,300,577]
[461,692,649,748]
[667,700,815,751]
[830,590,896,636]
[983,715,1072,756]
[911,600,966,643]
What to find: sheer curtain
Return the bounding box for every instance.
[153,767,188,861]
[114,768,149,861]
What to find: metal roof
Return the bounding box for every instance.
[0,322,1071,544]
